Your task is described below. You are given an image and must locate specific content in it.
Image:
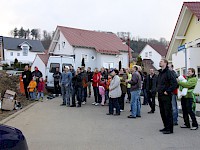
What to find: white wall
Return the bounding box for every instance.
[31,55,46,79]
[53,32,74,55]
[172,50,186,75]
[140,45,162,69]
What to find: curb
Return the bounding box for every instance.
[0,101,38,124]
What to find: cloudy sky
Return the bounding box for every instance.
[0,0,195,41]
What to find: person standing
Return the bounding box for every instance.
[92,68,101,105]
[87,67,93,98]
[32,66,43,86]
[146,69,157,113]
[157,59,178,134]
[107,69,121,116]
[37,77,45,102]
[126,68,132,103]
[178,68,198,130]
[168,64,179,126]
[127,65,142,119]
[142,72,148,105]
[22,65,32,100]
[53,67,61,96]
[60,66,72,106]
[81,67,88,105]
[119,68,127,111]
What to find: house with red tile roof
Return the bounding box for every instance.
[166,2,200,93]
[48,26,131,70]
[139,43,167,70]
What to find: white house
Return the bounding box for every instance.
[0,36,45,66]
[139,43,167,70]
[48,26,131,70]
[166,2,200,93]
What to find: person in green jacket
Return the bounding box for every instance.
[178,68,198,130]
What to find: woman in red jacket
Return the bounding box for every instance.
[92,68,101,105]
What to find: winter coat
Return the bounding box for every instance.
[28,80,37,92]
[22,70,32,85]
[37,82,45,92]
[127,73,132,89]
[60,71,72,87]
[87,71,93,82]
[178,76,197,99]
[157,67,178,96]
[53,71,61,82]
[119,73,127,94]
[92,72,101,87]
[99,86,105,96]
[109,75,122,98]
[146,74,157,95]
[128,71,142,92]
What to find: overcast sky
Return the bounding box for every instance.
[0,0,195,41]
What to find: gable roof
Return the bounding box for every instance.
[167,2,200,60]
[57,26,131,55]
[38,54,49,66]
[2,36,45,52]
[148,43,168,57]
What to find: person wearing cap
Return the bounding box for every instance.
[106,69,121,116]
[32,66,43,87]
[60,66,72,106]
[127,65,142,119]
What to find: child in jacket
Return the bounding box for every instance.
[28,77,37,100]
[37,77,45,101]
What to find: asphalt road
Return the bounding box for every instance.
[5,96,200,150]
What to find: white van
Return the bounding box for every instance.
[46,56,75,91]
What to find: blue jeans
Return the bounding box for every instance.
[172,94,178,124]
[30,92,36,100]
[131,90,141,117]
[61,85,71,105]
[37,92,44,100]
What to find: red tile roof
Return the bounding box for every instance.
[38,54,49,66]
[58,26,131,55]
[184,2,200,19]
[149,43,168,57]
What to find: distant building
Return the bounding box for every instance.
[0,36,45,66]
[139,43,167,70]
[48,26,131,70]
[166,2,200,93]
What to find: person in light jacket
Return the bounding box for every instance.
[106,69,121,116]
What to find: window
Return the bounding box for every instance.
[17,53,20,56]
[197,43,200,47]
[50,63,60,73]
[196,17,200,24]
[182,68,186,76]
[145,52,148,57]
[22,46,28,56]
[149,52,152,57]
[197,67,200,79]
[62,63,72,72]
[10,52,13,56]
[81,54,88,62]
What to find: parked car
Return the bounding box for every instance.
[6,70,23,76]
[0,124,28,150]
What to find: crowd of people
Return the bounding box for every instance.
[22,58,199,134]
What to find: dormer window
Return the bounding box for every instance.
[22,45,29,56]
[196,17,200,24]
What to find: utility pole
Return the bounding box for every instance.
[128,32,130,68]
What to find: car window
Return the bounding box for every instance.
[62,63,72,72]
[50,63,60,73]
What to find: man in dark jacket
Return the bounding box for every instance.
[87,67,93,98]
[146,69,157,113]
[53,67,61,96]
[32,66,43,87]
[157,59,178,134]
[22,65,32,100]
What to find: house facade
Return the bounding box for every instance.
[0,36,45,66]
[48,26,130,70]
[139,44,167,70]
[166,2,200,93]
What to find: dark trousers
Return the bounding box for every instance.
[119,93,126,110]
[127,88,131,101]
[142,89,148,104]
[23,83,29,99]
[109,97,120,115]
[93,87,100,103]
[148,92,156,112]
[72,87,77,106]
[82,87,87,102]
[77,87,82,106]
[158,95,173,132]
[181,98,198,127]
[54,81,61,95]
